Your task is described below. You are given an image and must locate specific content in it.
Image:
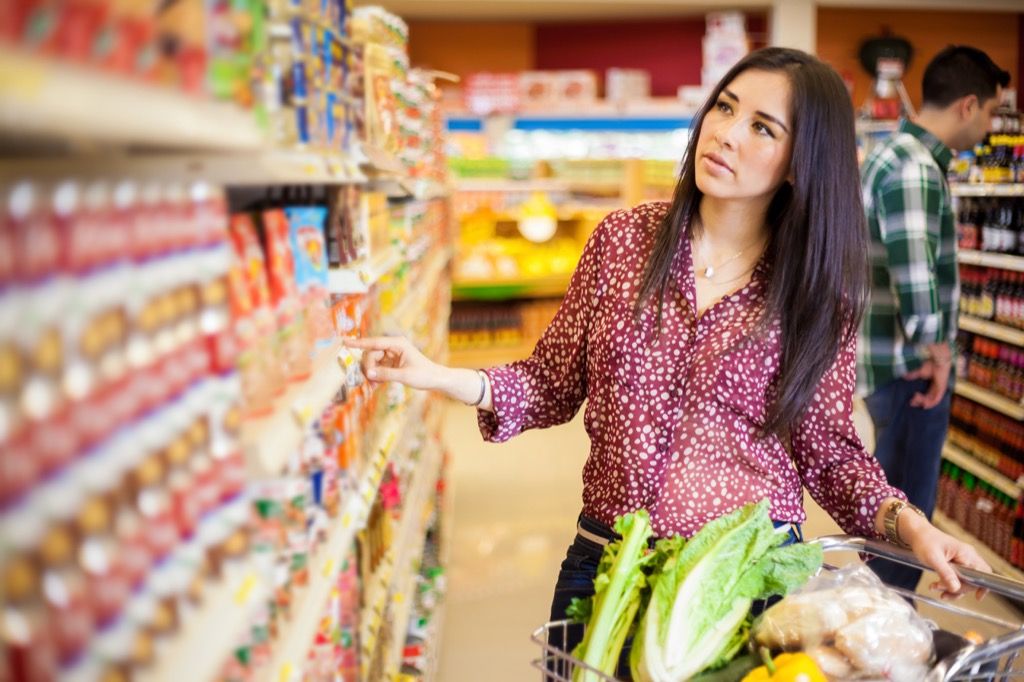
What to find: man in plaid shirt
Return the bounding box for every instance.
[859,46,1008,592]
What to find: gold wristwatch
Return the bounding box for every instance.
[883,499,926,548]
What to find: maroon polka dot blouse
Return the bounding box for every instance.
[478,202,904,539]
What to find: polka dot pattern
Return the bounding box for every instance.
[478,203,904,539]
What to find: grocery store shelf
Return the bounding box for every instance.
[240,340,350,476]
[455,178,573,193]
[951,184,1024,197]
[452,274,571,301]
[566,180,623,196]
[383,248,452,334]
[0,150,367,185]
[958,250,1024,273]
[385,443,441,675]
[932,511,1024,583]
[363,440,441,674]
[423,600,446,682]
[138,507,267,682]
[942,442,1022,498]
[328,244,405,294]
[0,47,264,151]
[959,315,1024,346]
[263,403,409,682]
[446,113,693,133]
[954,381,1024,421]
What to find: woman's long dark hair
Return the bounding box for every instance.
[637,47,868,437]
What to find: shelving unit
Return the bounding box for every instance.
[0,47,264,151]
[958,250,1024,273]
[137,533,269,682]
[1,12,454,681]
[329,244,406,294]
[383,248,454,335]
[951,183,1024,198]
[261,401,412,682]
[942,442,1022,498]
[953,381,1024,420]
[933,511,1024,583]
[364,440,442,678]
[946,179,1024,590]
[453,274,572,302]
[240,340,350,476]
[959,315,1024,346]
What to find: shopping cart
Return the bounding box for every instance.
[531,535,1024,681]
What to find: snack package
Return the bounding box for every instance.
[227,216,276,417]
[262,209,312,383]
[285,206,334,348]
[229,213,286,398]
[752,565,935,681]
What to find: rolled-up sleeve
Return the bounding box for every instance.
[791,334,906,538]
[477,214,610,442]
[876,163,948,346]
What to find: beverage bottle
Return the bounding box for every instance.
[1013,498,1024,567]
[1,507,59,681]
[980,270,994,319]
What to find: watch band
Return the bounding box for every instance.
[883,499,926,547]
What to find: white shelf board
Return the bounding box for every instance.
[137,553,267,682]
[455,178,572,193]
[951,184,1024,198]
[261,403,409,682]
[381,248,452,335]
[328,244,404,294]
[0,150,367,186]
[240,340,350,477]
[383,443,442,678]
[954,381,1024,421]
[942,442,1022,498]
[959,315,1024,347]
[363,439,441,670]
[0,47,263,151]
[958,250,1024,273]
[932,511,1024,583]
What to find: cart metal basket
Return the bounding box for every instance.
[531,535,1024,681]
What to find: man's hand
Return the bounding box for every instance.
[904,344,952,410]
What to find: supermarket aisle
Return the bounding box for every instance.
[437,401,588,682]
[436,396,1021,681]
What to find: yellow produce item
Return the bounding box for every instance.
[518,191,558,243]
[741,653,827,682]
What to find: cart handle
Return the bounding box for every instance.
[812,535,1024,602]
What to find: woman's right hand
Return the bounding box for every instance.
[343,336,443,391]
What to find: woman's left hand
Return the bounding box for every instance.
[899,511,991,600]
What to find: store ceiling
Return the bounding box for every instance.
[353,0,1024,21]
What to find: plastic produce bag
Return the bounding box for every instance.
[751,565,934,681]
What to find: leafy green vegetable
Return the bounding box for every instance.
[568,510,653,682]
[564,502,821,682]
[630,501,822,682]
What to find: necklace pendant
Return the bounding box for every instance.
[704,265,715,279]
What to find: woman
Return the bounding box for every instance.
[346,47,989,649]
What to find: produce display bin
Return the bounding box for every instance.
[531,535,1024,682]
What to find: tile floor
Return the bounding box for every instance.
[435,398,1022,682]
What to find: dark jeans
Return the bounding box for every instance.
[547,514,803,680]
[864,376,952,593]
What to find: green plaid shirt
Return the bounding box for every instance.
[857,118,958,396]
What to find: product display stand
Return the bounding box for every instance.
[0,8,453,679]
[940,181,1024,585]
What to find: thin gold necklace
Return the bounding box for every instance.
[695,233,763,282]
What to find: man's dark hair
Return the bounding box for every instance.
[922,45,1010,109]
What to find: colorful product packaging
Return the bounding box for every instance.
[285,206,334,348]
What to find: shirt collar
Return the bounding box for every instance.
[898,118,954,171]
